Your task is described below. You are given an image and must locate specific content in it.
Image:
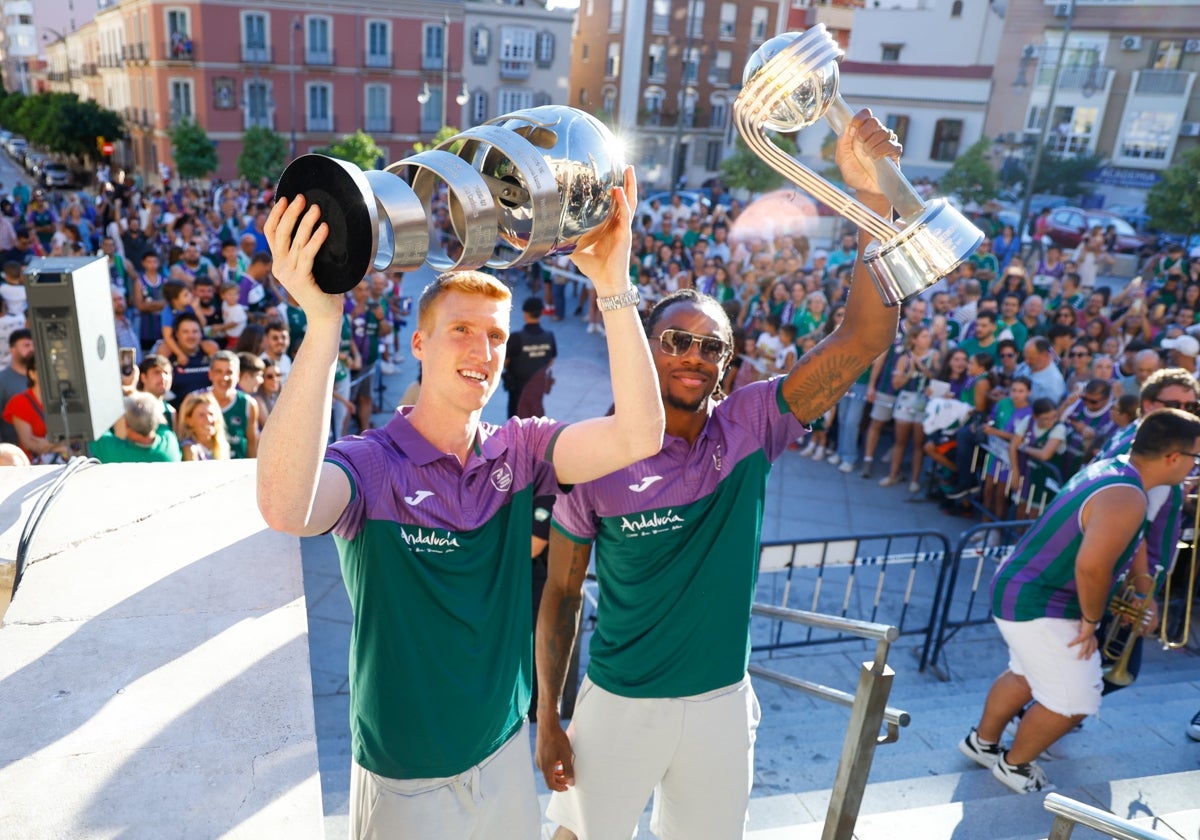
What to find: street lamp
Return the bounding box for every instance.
[415,15,468,132]
[289,16,301,158]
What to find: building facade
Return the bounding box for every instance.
[0,0,38,94]
[984,0,1199,207]
[570,0,787,192]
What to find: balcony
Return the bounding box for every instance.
[82,62,98,76]
[241,44,273,64]
[1135,69,1192,96]
[365,115,393,133]
[708,67,731,85]
[244,112,276,130]
[364,50,392,69]
[166,36,195,62]
[305,48,335,66]
[306,114,335,133]
[1035,64,1112,92]
[421,52,444,71]
[499,60,530,80]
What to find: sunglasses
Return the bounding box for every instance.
[656,329,731,364]
[1156,399,1200,414]
[1069,351,1091,357]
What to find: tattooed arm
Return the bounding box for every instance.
[780,110,901,423]
[534,529,592,791]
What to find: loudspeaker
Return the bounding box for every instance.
[25,257,123,442]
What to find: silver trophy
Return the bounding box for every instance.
[276,106,625,294]
[736,25,983,305]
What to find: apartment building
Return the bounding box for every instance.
[35,0,574,183]
[0,0,37,94]
[570,0,786,191]
[985,0,1199,207]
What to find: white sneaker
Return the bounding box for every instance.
[826,454,841,466]
[799,441,817,457]
[908,480,921,493]
[838,461,856,474]
[586,322,596,334]
[812,446,827,462]
[992,754,1054,794]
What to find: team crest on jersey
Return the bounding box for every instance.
[619,509,686,537]
[491,463,514,492]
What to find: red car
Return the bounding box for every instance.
[1043,207,1149,254]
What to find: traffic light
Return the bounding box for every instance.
[96,135,106,153]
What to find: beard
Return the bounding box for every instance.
[665,386,712,414]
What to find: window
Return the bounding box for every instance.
[606,42,620,77]
[423,23,445,71]
[535,32,554,66]
[471,27,491,63]
[705,140,723,171]
[609,0,624,31]
[643,89,664,125]
[533,91,552,108]
[584,0,594,17]
[241,11,267,62]
[683,47,700,83]
[647,42,667,81]
[719,3,737,38]
[581,44,589,61]
[681,89,698,127]
[166,8,191,59]
[471,89,488,124]
[366,20,391,68]
[1152,40,1183,71]
[365,84,389,132]
[169,78,193,125]
[500,26,536,62]
[244,79,271,128]
[885,114,909,147]
[951,0,963,17]
[651,0,670,33]
[419,86,442,133]
[687,1,705,39]
[1045,105,1097,154]
[750,7,769,41]
[498,88,534,113]
[307,82,332,131]
[930,118,962,162]
[306,16,332,65]
[602,88,616,115]
[881,43,902,62]
[710,97,727,128]
[166,9,188,37]
[1118,110,1176,161]
[710,50,732,84]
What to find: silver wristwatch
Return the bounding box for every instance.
[596,288,641,312]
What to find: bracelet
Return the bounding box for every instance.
[1080,613,1101,624]
[596,288,641,312]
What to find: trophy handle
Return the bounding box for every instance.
[823,96,925,220]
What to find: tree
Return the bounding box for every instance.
[719,132,800,194]
[1146,146,1200,238]
[1032,149,1102,200]
[237,125,288,183]
[170,119,219,181]
[938,137,997,207]
[317,130,385,171]
[0,92,24,134]
[412,125,462,155]
[30,94,123,164]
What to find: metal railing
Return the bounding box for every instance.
[1044,793,1170,840]
[1134,69,1191,96]
[750,603,910,840]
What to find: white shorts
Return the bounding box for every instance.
[546,675,760,840]
[349,725,539,840]
[893,391,927,424]
[994,617,1102,717]
[870,392,896,423]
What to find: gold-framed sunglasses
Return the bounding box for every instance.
[655,329,731,364]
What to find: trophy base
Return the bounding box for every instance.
[276,155,377,295]
[863,199,984,307]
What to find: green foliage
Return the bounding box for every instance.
[719,133,800,194]
[1033,150,1102,200]
[1146,146,1200,237]
[237,125,288,183]
[170,119,219,181]
[820,131,838,164]
[0,92,123,163]
[318,130,386,171]
[412,125,462,155]
[939,138,997,206]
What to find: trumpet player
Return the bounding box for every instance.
[961,408,1200,794]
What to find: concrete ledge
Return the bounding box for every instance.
[0,461,322,839]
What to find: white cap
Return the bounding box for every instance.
[1161,334,1200,357]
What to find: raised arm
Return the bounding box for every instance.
[780,111,901,424]
[256,195,351,536]
[550,167,665,484]
[534,529,593,790]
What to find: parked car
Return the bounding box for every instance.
[6,136,27,158]
[40,162,73,189]
[24,151,47,176]
[1043,207,1149,254]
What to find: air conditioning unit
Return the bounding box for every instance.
[1053,3,1071,19]
[1022,44,1039,60]
[1121,35,1142,51]
[1184,39,1200,54]
[1180,122,1200,138]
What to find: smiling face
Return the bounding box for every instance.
[649,299,731,416]
[413,289,511,416]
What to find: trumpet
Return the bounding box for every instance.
[1161,497,1198,650]
[1100,577,1155,688]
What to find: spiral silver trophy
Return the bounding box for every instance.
[736,25,983,305]
[275,106,625,294]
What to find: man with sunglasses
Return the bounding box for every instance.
[536,111,902,840]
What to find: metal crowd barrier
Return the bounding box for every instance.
[751,530,952,672]
[925,519,1034,680]
[749,604,909,840]
[1044,793,1171,840]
